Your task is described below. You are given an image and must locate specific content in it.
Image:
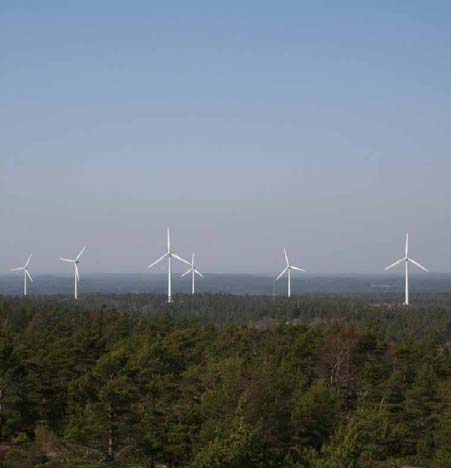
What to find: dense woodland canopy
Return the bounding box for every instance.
[0,293,450,467]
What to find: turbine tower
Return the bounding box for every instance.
[11,254,33,296]
[276,248,305,298]
[180,252,204,295]
[384,233,429,306]
[147,227,190,303]
[60,246,86,300]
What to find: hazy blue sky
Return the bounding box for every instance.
[1,1,451,274]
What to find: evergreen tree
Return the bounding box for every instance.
[65,346,138,462]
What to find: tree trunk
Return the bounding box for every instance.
[107,426,114,461]
[0,388,3,442]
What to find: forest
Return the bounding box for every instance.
[0,294,450,467]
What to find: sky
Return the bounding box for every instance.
[1,1,451,275]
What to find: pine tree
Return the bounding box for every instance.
[65,345,138,462]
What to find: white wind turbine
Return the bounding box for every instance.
[180,252,204,295]
[60,246,86,300]
[276,248,305,298]
[11,254,33,296]
[147,227,191,303]
[384,233,429,306]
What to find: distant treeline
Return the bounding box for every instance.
[5,292,450,340]
[0,295,450,467]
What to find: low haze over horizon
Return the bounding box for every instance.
[1,2,451,275]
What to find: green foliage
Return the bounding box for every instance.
[65,346,139,461]
[318,409,391,467]
[291,381,337,451]
[0,294,450,466]
[0,340,36,441]
[192,416,267,468]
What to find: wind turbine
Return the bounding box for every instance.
[147,227,190,303]
[11,254,33,296]
[180,252,204,295]
[276,248,305,298]
[384,233,428,306]
[60,246,86,300]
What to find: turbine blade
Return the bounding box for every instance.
[283,248,289,266]
[194,269,204,278]
[75,263,80,282]
[60,258,75,263]
[192,252,195,266]
[25,254,32,268]
[180,269,192,277]
[147,253,167,269]
[405,233,409,257]
[75,246,86,261]
[26,270,33,282]
[10,267,24,271]
[408,258,429,272]
[384,257,405,271]
[290,266,305,272]
[172,253,191,266]
[276,266,288,281]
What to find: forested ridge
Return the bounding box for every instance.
[0,294,450,467]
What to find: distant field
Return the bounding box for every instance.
[1,273,451,302]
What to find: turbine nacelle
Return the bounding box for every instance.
[147,227,191,303]
[384,233,428,306]
[59,246,86,299]
[180,252,204,295]
[276,248,305,297]
[10,254,33,296]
